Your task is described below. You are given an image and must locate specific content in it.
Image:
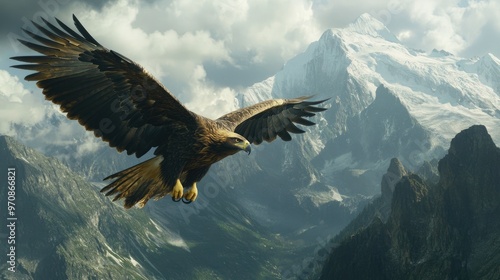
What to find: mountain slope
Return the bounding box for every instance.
[319,125,500,280]
[312,84,440,196]
[0,136,301,280]
[0,135,170,279]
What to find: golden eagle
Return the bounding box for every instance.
[11,15,328,208]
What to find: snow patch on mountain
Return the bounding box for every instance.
[346,13,400,43]
[295,184,343,207]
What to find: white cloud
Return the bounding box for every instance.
[312,0,392,28]
[308,0,500,59]
[136,0,321,63]
[62,0,322,116]
[65,0,235,116]
[75,135,102,158]
[0,70,48,135]
[184,65,238,119]
[381,0,500,56]
[0,70,103,158]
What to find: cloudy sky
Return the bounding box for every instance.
[1,0,499,136]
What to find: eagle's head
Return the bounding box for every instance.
[222,131,251,155]
[211,130,251,157]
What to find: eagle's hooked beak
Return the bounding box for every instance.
[236,140,251,155]
[244,142,251,155]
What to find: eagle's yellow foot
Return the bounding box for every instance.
[171,179,184,201]
[183,183,198,203]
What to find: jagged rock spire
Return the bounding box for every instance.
[381,158,407,199]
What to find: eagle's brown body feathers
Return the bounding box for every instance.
[12,15,328,208]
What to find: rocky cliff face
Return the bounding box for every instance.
[313,85,439,197]
[330,158,407,246]
[319,125,500,280]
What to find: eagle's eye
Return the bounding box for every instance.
[232,138,242,143]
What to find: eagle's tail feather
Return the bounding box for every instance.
[101,155,167,209]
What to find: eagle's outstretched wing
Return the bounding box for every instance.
[217,97,328,144]
[11,15,197,157]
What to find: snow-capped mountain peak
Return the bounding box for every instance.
[241,14,500,198]
[345,13,399,43]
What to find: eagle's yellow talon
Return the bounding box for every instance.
[183,183,198,202]
[171,179,184,200]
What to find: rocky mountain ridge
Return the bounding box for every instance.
[319,125,500,280]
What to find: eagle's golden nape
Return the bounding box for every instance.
[11,15,329,209]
